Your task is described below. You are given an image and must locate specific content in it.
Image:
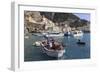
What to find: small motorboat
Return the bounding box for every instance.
[40,41,65,58]
[64,32,71,36]
[77,42,85,45]
[71,30,83,37]
[76,40,86,45]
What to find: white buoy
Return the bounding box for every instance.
[24,36,29,39]
[32,41,41,46]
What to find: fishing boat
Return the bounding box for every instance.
[42,32,64,37]
[40,41,65,58]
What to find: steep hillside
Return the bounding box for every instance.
[24,11,90,33]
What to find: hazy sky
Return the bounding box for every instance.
[74,13,90,21]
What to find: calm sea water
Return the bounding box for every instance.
[24,33,90,61]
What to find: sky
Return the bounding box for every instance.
[74,13,90,21]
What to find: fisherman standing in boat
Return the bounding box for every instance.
[44,36,53,49]
[48,37,54,48]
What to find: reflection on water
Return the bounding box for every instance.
[24,33,90,61]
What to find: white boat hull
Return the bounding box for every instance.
[73,33,83,37]
[43,33,64,37]
[71,31,83,37]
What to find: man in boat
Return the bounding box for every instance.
[51,41,64,50]
[47,37,54,48]
[42,37,63,50]
[77,39,85,45]
[49,38,63,50]
[42,37,53,49]
[78,39,81,42]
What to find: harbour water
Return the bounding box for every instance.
[24,33,90,61]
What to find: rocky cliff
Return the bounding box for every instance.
[24,11,90,33]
